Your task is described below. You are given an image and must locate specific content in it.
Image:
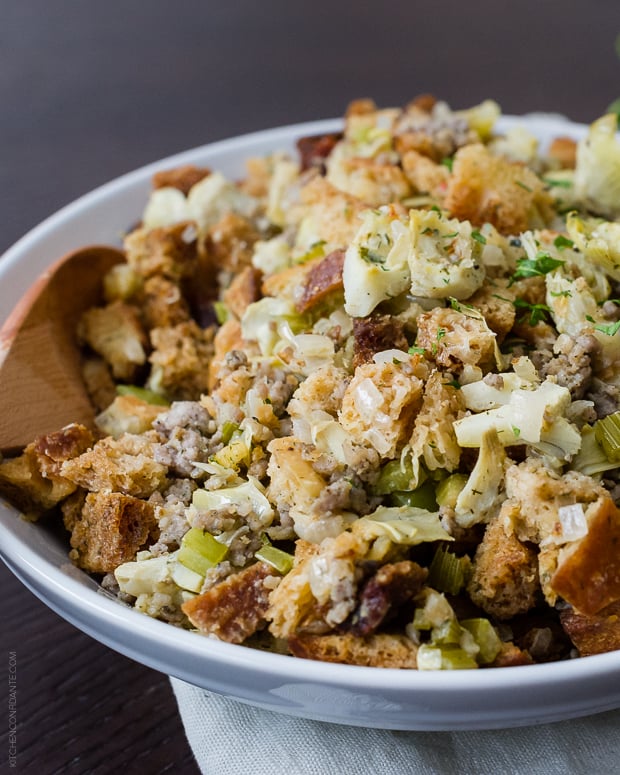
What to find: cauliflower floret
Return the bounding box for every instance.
[573,113,620,219]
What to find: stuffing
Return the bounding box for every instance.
[326,155,411,207]
[408,371,465,478]
[296,132,343,173]
[547,137,577,169]
[288,632,419,667]
[467,503,540,619]
[152,165,211,195]
[60,433,168,498]
[222,265,263,319]
[416,306,497,371]
[141,275,191,329]
[466,285,516,342]
[147,320,215,400]
[0,424,94,517]
[95,395,167,438]
[295,249,345,313]
[393,104,477,161]
[124,222,200,281]
[559,600,620,656]
[78,301,148,382]
[298,177,369,250]
[529,332,598,400]
[182,561,278,643]
[444,143,552,234]
[69,491,158,573]
[352,314,409,368]
[401,149,450,198]
[203,212,262,276]
[339,361,424,459]
[209,319,246,392]
[81,356,117,412]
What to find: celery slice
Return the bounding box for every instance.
[417,643,478,670]
[460,618,502,665]
[430,619,463,645]
[390,480,437,511]
[435,473,468,508]
[221,421,240,445]
[427,545,470,595]
[594,412,620,462]
[572,425,619,475]
[255,545,294,575]
[178,528,228,576]
[116,384,170,406]
[374,457,419,494]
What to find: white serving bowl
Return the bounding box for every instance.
[1,115,619,730]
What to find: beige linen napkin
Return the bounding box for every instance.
[171,677,620,775]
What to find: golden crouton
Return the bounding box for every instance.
[296,249,345,314]
[69,491,158,573]
[266,437,327,526]
[416,306,497,371]
[467,504,540,620]
[466,285,516,342]
[339,361,424,458]
[288,632,418,668]
[141,275,191,329]
[148,320,215,401]
[548,137,577,169]
[79,301,148,382]
[260,257,318,302]
[222,265,263,319]
[345,97,377,117]
[208,319,248,395]
[560,600,620,656]
[401,149,450,198]
[0,424,94,517]
[239,156,271,198]
[81,356,118,412]
[551,496,620,616]
[299,177,369,249]
[152,165,211,195]
[203,212,261,276]
[124,222,200,281]
[182,561,276,643]
[444,143,552,234]
[60,433,168,498]
[326,156,411,207]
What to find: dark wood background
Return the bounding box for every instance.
[1,2,619,772]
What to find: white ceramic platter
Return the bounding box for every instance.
[1,114,619,731]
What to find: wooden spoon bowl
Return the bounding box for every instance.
[0,246,125,455]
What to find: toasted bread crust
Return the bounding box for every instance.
[288,632,418,668]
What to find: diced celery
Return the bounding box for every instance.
[178,528,228,576]
[221,421,240,445]
[417,643,478,670]
[435,473,468,508]
[427,545,471,595]
[374,457,419,494]
[390,479,438,511]
[594,412,620,462]
[116,384,170,406]
[572,425,618,475]
[460,618,502,665]
[213,301,229,324]
[430,619,463,645]
[255,545,294,575]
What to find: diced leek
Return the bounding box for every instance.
[170,560,204,593]
[417,643,478,670]
[178,528,228,576]
[435,473,468,508]
[254,545,294,575]
[221,421,240,445]
[427,545,470,595]
[572,425,619,475]
[116,384,170,406]
[594,411,620,462]
[212,438,250,470]
[460,618,502,665]
[390,480,437,511]
[213,301,229,324]
[373,457,420,494]
[430,618,463,645]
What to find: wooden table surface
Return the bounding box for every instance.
[1,2,619,772]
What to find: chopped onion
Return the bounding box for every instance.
[558,503,588,543]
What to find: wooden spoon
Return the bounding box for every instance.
[0,246,125,455]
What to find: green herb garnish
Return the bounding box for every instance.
[512,251,564,281]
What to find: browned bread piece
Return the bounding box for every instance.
[0,424,94,517]
[152,165,211,196]
[352,313,409,369]
[288,632,418,668]
[148,320,214,401]
[141,275,191,330]
[550,496,620,616]
[182,562,277,644]
[69,490,158,573]
[296,249,345,314]
[124,222,200,281]
[560,600,620,656]
[467,505,540,620]
[223,265,263,319]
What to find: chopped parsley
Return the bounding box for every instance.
[408,346,426,355]
[543,178,572,189]
[447,379,461,390]
[586,316,620,336]
[550,289,572,298]
[431,327,447,355]
[513,298,552,326]
[359,246,386,265]
[471,229,487,245]
[553,235,574,251]
[515,180,532,192]
[441,157,454,172]
[511,251,564,281]
[512,425,521,438]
